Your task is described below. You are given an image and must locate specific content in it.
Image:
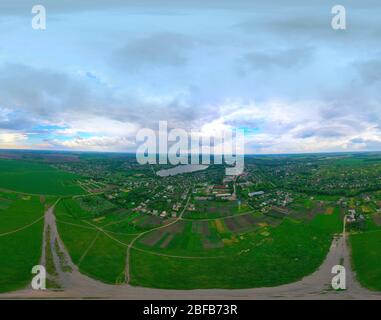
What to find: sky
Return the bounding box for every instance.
[0,0,381,154]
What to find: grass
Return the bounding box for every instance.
[0,194,44,292]
[55,198,93,221]
[130,210,342,289]
[0,172,348,292]
[55,199,136,284]
[55,239,72,273]
[310,207,343,234]
[79,233,131,284]
[0,222,44,293]
[0,192,43,233]
[0,159,85,196]
[0,186,345,291]
[44,225,58,277]
[185,200,248,220]
[350,229,381,291]
[56,222,98,264]
[54,192,344,289]
[57,221,135,284]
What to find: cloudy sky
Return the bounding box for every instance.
[0,0,381,154]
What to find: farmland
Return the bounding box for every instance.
[0,192,45,293]
[0,159,85,196]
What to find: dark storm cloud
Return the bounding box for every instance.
[0,63,211,132]
[0,111,36,131]
[0,64,92,117]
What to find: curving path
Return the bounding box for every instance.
[1,206,381,300]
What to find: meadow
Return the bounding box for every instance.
[55,198,136,284]
[0,192,44,293]
[0,159,85,196]
[350,228,381,291]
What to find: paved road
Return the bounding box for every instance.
[1,207,381,300]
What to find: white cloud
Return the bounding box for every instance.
[0,130,28,148]
[55,117,140,137]
[202,99,381,154]
[49,136,136,151]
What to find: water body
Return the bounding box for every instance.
[156,164,209,177]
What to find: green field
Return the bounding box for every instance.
[351,229,381,291]
[184,200,250,220]
[131,211,342,289]
[0,159,85,196]
[53,195,343,289]
[0,192,44,293]
[55,198,136,284]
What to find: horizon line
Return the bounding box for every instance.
[1,147,381,157]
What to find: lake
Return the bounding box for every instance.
[156,164,209,177]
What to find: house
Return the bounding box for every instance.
[346,209,356,223]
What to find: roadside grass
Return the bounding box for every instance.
[0,159,84,196]
[43,196,59,209]
[44,226,62,289]
[56,222,98,264]
[79,233,132,284]
[56,198,93,221]
[54,238,72,273]
[44,226,58,277]
[350,229,381,291]
[310,207,343,234]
